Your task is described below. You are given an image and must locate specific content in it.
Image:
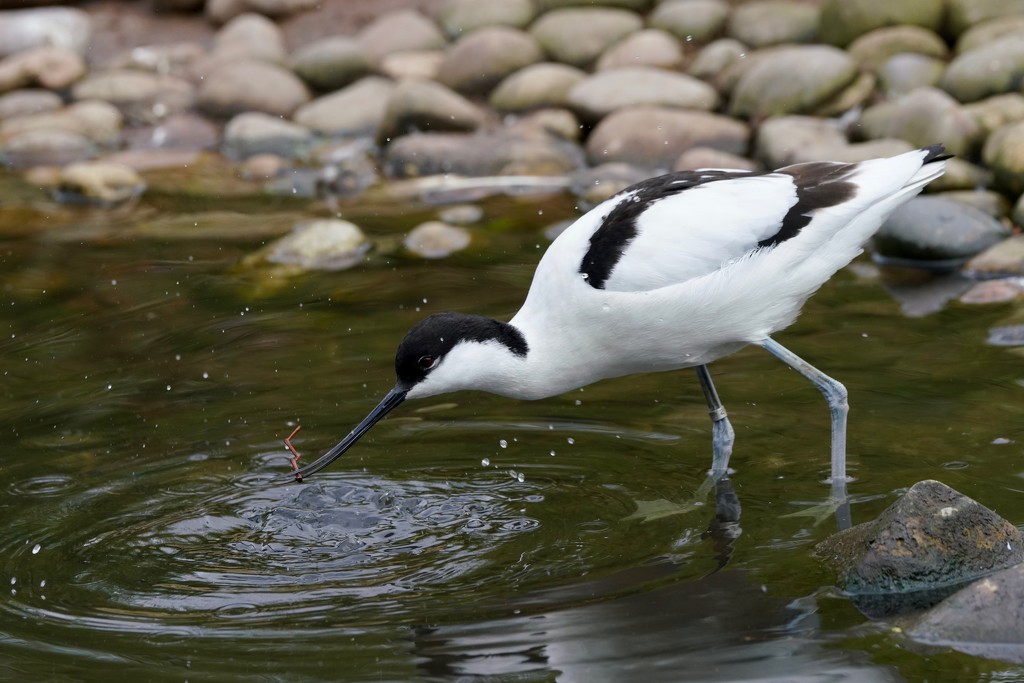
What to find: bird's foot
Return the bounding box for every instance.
[623,470,732,523]
[781,487,851,530]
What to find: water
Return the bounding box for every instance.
[1,176,1023,681]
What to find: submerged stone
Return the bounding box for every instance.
[816,480,1024,617]
[258,219,369,271]
[403,221,471,259]
[54,160,145,205]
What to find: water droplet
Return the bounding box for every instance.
[549,450,556,456]
[481,457,490,467]
[517,472,525,483]
[567,437,575,445]
[499,439,508,449]
[31,544,40,555]
[992,437,1012,445]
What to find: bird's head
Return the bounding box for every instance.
[291,312,528,480]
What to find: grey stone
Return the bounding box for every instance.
[289,37,373,92]
[941,190,1011,219]
[596,29,684,71]
[877,54,945,97]
[437,27,543,94]
[0,100,122,146]
[567,67,719,123]
[211,12,286,63]
[55,160,145,206]
[0,88,61,119]
[967,94,1024,138]
[0,128,95,167]
[261,219,369,271]
[71,70,196,123]
[726,1,819,48]
[437,0,536,37]
[816,480,1024,616]
[946,0,1024,37]
[586,106,749,169]
[687,38,747,81]
[0,45,86,93]
[383,129,583,177]
[378,79,484,143]
[529,7,643,68]
[649,0,729,43]
[956,17,1024,55]
[959,279,1024,305]
[792,139,915,164]
[121,112,220,151]
[491,62,587,113]
[942,35,1024,104]
[293,76,395,137]
[818,0,944,47]
[403,221,471,258]
[754,115,847,167]
[924,157,994,192]
[105,42,205,79]
[847,25,948,71]
[857,87,981,157]
[507,108,581,142]
[571,162,652,206]
[874,196,1011,262]
[197,60,310,118]
[964,235,1024,278]
[357,10,447,63]
[674,147,758,172]
[983,120,1024,195]
[908,562,1024,663]
[223,111,312,158]
[729,46,856,119]
[0,7,91,58]
[378,50,444,82]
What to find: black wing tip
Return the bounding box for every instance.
[921,144,953,164]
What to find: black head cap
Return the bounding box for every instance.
[395,312,528,388]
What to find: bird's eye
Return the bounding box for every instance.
[418,355,437,371]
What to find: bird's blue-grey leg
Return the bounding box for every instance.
[757,337,852,529]
[694,364,734,477]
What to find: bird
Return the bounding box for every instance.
[291,145,949,511]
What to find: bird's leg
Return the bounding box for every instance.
[758,337,852,529]
[694,364,734,477]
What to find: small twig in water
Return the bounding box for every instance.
[284,425,303,482]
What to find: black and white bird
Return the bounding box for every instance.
[292,145,949,509]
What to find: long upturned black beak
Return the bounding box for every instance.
[290,386,407,481]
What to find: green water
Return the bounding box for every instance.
[1,174,1023,681]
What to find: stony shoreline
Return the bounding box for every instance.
[0,0,1022,275]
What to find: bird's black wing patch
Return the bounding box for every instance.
[395,312,527,387]
[580,170,758,290]
[757,161,857,248]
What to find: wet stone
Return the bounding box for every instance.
[959,280,1024,305]
[816,480,1024,617]
[223,112,313,159]
[907,562,1024,664]
[964,235,1024,278]
[259,219,370,271]
[377,79,484,144]
[0,128,95,167]
[403,221,471,259]
[437,204,483,225]
[55,160,145,206]
[846,25,947,71]
[986,325,1024,346]
[293,76,395,138]
[874,196,1010,263]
